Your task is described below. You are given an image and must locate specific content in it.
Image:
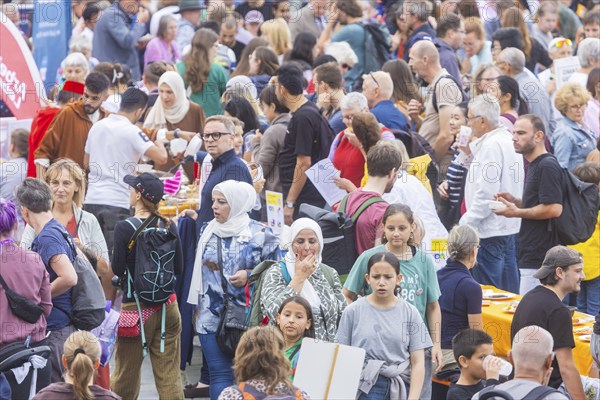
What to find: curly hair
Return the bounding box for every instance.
[555,83,591,116]
[351,112,381,155]
[233,326,293,394]
[185,29,219,93]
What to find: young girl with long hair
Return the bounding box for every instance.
[218,327,309,399]
[343,204,442,399]
[276,296,315,380]
[337,251,430,399]
[33,331,120,400]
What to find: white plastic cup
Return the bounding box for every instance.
[483,356,513,376]
[184,135,203,157]
[458,125,472,147]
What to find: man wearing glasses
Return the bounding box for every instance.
[34,73,110,178]
[194,116,253,228]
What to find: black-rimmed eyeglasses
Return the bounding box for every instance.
[202,132,231,141]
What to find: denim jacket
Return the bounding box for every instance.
[552,117,596,170]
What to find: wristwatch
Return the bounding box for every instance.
[173,128,180,139]
[285,201,295,208]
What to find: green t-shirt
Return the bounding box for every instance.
[176,62,228,117]
[344,245,441,324]
[285,339,303,381]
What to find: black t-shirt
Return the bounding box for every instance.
[510,285,575,388]
[518,153,563,268]
[235,1,275,22]
[279,101,334,206]
[232,41,246,62]
[447,379,499,400]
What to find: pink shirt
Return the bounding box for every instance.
[344,189,388,254]
[0,243,52,347]
[143,37,181,68]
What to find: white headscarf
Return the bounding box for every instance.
[143,71,190,129]
[284,218,324,308]
[187,181,257,305]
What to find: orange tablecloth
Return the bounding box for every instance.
[480,285,594,376]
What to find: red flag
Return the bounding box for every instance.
[1,13,46,120]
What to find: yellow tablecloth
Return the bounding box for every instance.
[480,285,594,377]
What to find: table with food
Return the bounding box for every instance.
[480,285,595,376]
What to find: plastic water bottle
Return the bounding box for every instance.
[483,356,513,376]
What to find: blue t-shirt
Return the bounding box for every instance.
[371,100,408,131]
[332,23,366,91]
[31,219,74,330]
[437,259,483,349]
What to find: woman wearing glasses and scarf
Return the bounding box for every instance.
[187,180,279,400]
[143,71,206,179]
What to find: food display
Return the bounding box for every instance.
[159,184,199,217]
[503,301,519,313]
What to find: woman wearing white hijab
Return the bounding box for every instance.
[142,71,206,178]
[260,218,346,342]
[187,180,279,400]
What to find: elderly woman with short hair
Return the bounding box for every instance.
[144,15,181,67]
[552,83,596,170]
[436,225,482,371]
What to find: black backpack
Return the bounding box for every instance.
[477,384,562,400]
[552,168,600,245]
[126,215,178,306]
[362,22,393,74]
[431,74,468,113]
[299,195,385,276]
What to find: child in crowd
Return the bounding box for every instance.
[337,251,431,399]
[570,162,600,316]
[446,329,503,400]
[343,204,442,397]
[275,296,315,380]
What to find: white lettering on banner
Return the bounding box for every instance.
[0,56,26,110]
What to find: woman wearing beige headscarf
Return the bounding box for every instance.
[143,71,206,178]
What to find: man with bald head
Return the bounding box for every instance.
[496,47,556,135]
[362,71,409,131]
[408,40,464,173]
[472,326,568,399]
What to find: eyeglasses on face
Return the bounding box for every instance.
[569,104,586,111]
[467,115,482,123]
[202,132,231,141]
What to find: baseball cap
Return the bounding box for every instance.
[244,10,264,25]
[124,173,164,205]
[533,246,583,279]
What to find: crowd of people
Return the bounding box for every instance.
[1,0,600,399]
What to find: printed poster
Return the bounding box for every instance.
[266,190,284,235]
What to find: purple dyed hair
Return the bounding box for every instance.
[0,199,18,235]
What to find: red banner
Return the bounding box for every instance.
[1,13,46,120]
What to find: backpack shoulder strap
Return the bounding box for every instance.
[522,385,562,400]
[279,261,292,285]
[350,196,385,223]
[432,74,464,113]
[127,215,158,252]
[476,385,515,400]
[338,194,350,214]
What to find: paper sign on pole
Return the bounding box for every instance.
[554,56,581,89]
[293,339,365,399]
[265,190,284,235]
[305,159,347,207]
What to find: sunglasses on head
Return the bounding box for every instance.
[553,38,572,48]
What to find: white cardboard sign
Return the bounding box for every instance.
[293,339,366,399]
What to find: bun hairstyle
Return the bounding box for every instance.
[367,251,401,296]
[447,224,479,261]
[381,203,417,247]
[63,331,101,400]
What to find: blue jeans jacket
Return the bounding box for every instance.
[552,117,596,170]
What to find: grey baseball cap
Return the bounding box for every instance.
[533,246,583,279]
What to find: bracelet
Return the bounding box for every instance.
[173,128,180,139]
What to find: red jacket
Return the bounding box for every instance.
[27,106,61,177]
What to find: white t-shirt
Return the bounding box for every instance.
[383,171,449,250]
[84,114,154,209]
